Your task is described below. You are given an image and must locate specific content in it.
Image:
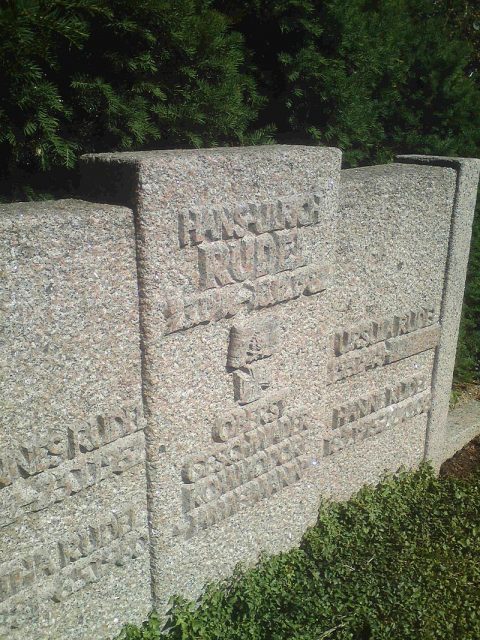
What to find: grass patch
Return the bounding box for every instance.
[119,464,480,640]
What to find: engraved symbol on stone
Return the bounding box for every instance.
[227,316,280,404]
[227,316,280,369]
[232,365,271,405]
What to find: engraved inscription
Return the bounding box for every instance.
[163,264,331,334]
[178,457,309,538]
[51,529,146,603]
[0,404,143,490]
[0,506,144,606]
[333,307,436,356]
[178,196,322,248]
[332,374,429,428]
[1,432,145,528]
[198,230,305,290]
[324,390,431,456]
[328,310,440,383]
[384,325,441,364]
[212,392,287,443]
[177,391,311,537]
[328,343,386,383]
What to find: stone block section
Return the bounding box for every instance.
[325,163,458,498]
[81,146,342,611]
[0,200,150,640]
[397,155,480,469]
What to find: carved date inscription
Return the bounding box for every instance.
[0,405,145,528]
[167,194,330,334]
[328,309,440,383]
[324,390,431,456]
[164,263,330,334]
[0,505,146,607]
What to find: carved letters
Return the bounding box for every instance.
[167,194,330,335]
[324,390,431,456]
[163,264,330,334]
[328,309,440,383]
[177,392,310,537]
[0,506,146,609]
[178,196,321,248]
[198,230,305,289]
[0,405,143,490]
[333,307,436,356]
[1,429,145,528]
[331,374,428,428]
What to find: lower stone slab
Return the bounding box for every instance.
[0,200,151,639]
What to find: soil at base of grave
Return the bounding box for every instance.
[440,434,480,479]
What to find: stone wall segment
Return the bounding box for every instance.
[0,147,473,638]
[397,155,480,468]
[326,163,456,498]
[0,200,150,639]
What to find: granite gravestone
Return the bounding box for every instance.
[0,201,150,640]
[0,147,478,639]
[81,146,342,609]
[80,147,479,617]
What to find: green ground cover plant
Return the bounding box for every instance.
[118,464,480,640]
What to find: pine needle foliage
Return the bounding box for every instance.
[1,0,479,375]
[217,0,480,166]
[0,0,268,193]
[119,465,480,640]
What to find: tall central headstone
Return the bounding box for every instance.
[81,147,480,615]
[82,146,342,607]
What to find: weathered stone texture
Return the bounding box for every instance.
[0,146,478,640]
[81,146,342,610]
[79,147,479,623]
[397,156,480,468]
[0,200,150,640]
[324,163,456,499]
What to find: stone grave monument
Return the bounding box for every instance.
[1,146,479,639]
[0,201,150,638]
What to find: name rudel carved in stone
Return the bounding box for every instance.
[333,307,436,356]
[0,406,144,528]
[324,390,431,456]
[0,405,143,490]
[174,391,311,537]
[165,194,330,335]
[328,308,440,383]
[0,506,147,622]
[198,229,305,290]
[164,264,330,334]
